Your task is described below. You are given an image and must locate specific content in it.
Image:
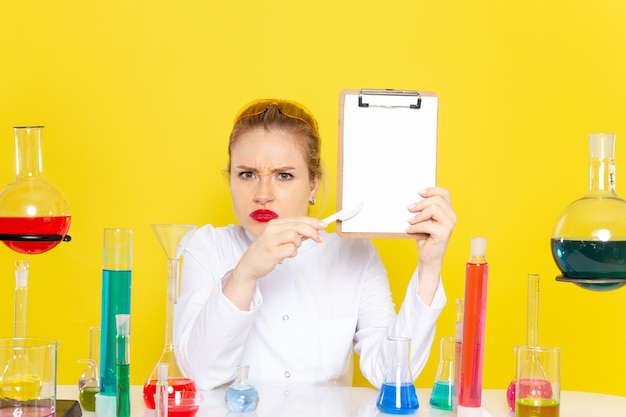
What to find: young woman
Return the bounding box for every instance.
[174,99,456,390]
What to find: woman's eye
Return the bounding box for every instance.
[278,173,293,181]
[239,171,255,180]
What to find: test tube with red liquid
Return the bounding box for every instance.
[457,237,488,417]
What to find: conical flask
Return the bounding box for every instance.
[143,224,198,409]
[506,274,552,411]
[0,126,71,254]
[376,336,419,415]
[429,336,455,411]
[551,132,626,291]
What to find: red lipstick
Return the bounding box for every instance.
[250,209,279,223]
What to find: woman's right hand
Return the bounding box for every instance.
[224,217,325,310]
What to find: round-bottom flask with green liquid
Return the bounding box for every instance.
[552,132,626,291]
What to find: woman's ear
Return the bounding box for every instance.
[309,175,320,202]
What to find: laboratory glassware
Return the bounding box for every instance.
[225,364,259,412]
[429,336,455,411]
[78,326,100,412]
[0,337,58,416]
[0,261,41,402]
[155,363,168,417]
[551,132,626,291]
[116,314,131,417]
[453,298,463,411]
[515,346,561,417]
[97,228,132,417]
[507,274,552,410]
[376,336,419,415]
[457,237,488,417]
[165,392,203,417]
[14,261,29,340]
[0,126,71,254]
[143,224,198,409]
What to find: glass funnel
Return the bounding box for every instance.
[0,126,71,254]
[551,132,626,291]
[143,224,198,409]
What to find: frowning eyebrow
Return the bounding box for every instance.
[234,165,297,173]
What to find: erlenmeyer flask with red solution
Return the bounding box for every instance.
[143,224,198,410]
[0,126,71,254]
[506,274,552,411]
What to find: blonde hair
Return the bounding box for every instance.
[227,100,323,181]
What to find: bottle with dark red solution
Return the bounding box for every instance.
[506,274,552,411]
[0,126,71,254]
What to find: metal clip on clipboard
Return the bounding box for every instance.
[358,89,421,109]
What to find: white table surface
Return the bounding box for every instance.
[57,385,626,417]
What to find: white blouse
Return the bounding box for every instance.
[174,224,446,390]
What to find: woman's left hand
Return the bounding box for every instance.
[406,186,457,269]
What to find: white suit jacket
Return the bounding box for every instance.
[174,225,446,390]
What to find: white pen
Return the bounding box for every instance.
[322,201,364,225]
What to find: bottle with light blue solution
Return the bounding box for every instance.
[225,364,259,413]
[376,336,419,415]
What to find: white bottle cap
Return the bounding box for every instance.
[115,314,130,337]
[470,237,487,257]
[157,363,169,382]
[589,132,615,159]
[15,260,29,288]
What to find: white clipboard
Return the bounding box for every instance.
[337,89,438,238]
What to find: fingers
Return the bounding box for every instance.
[406,205,455,238]
[406,187,457,237]
[268,229,305,259]
[408,188,455,220]
[236,217,326,281]
[269,216,326,243]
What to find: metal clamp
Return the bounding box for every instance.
[358,89,421,109]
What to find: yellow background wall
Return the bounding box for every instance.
[1,0,625,398]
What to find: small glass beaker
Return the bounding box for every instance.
[0,337,59,416]
[429,336,455,411]
[376,336,419,415]
[515,346,560,417]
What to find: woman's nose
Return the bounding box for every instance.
[254,177,274,204]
